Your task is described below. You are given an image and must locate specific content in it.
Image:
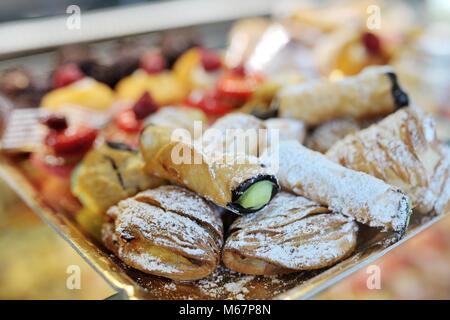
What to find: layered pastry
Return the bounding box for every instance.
[102,185,223,280]
[261,140,411,235]
[71,142,165,214]
[140,116,280,214]
[223,192,358,275]
[276,66,409,126]
[327,107,444,214]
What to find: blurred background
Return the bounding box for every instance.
[0,0,450,299]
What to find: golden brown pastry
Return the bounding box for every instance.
[140,114,280,214]
[102,185,223,281]
[261,140,411,235]
[140,124,279,214]
[277,66,409,126]
[72,142,165,214]
[327,107,443,213]
[223,192,358,275]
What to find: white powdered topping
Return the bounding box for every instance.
[265,118,306,144]
[104,186,223,276]
[135,185,222,238]
[225,193,358,270]
[223,277,252,299]
[231,192,328,231]
[114,198,213,258]
[261,140,410,232]
[326,107,441,214]
[209,113,264,132]
[124,251,181,274]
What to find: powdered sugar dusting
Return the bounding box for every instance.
[326,107,441,214]
[103,186,222,278]
[261,140,411,232]
[225,192,358,270]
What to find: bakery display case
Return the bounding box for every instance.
[0,0,449,300]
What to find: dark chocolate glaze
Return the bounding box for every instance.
[227,174,280,215]
[386,72,409,108]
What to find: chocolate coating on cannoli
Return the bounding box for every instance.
[386,72,409,108]
[228,174,280,215]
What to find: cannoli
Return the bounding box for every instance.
[223,192,358,275]
[276,66,409,125]
[326,108,443,213]
[140,115,280,214]
[102,185,223,280]
[71,142,165,214]
[261,140,411,234]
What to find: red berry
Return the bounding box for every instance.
[41,114,68,131]
[132,92,158,120]
[200,48,222,72]
[140,51,166,74]
[45,125,97,156]
[230,64,246,77]
[362,32,382,55]
[53,63,84,88]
